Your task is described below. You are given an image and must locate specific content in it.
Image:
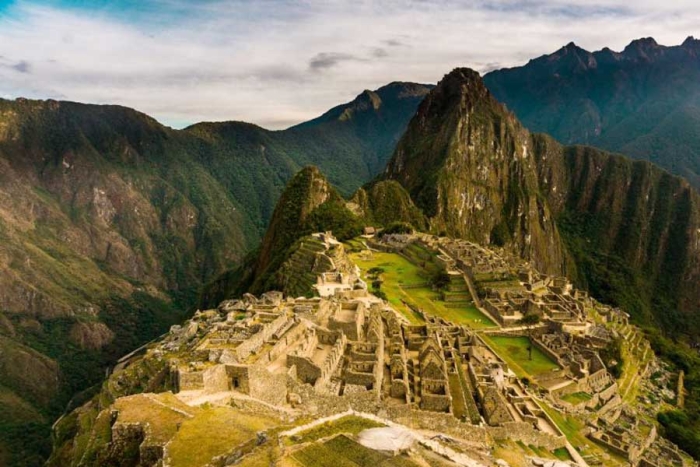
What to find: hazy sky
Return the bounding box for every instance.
[0,0,698,129]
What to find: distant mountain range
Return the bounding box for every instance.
[484,37,700,188]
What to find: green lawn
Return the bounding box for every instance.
[350,250,496,328]
[553,447,573,461]
[288,416,385,445]
[560,392,592,405]
[167,406,278,467]
[484,336,559,377]
[539,403,628,465]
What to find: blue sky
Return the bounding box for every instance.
[0,0,698,129]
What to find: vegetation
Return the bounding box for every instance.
[351,181,427,230]
[430,269,451,291]
[289,416,385,445]
[350,250,495,328]
[484,37,700,189]
[646,331,700,459]
[167,406,279,467]
[485,336,559,377]
[379,221,414,236]
[560,392,592,405]
[599,337,624,379]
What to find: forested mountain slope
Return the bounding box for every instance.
[484,37,700,188]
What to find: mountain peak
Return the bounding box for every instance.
[436,67,491,100]
[385,66,566,275]
[623,37,661,58]
[375,81,434,100]
[253,165,338,277]
[682,35,700,48]
[444,67,483,83]
[289,81,432,129]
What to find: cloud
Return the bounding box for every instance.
[11,60,31,73]
[0,1,699,129]
[384,39,406,47]
[309,52,363,72]
[372,47,389,58]
[476,62,504,74]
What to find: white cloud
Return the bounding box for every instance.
[0,0,698,129]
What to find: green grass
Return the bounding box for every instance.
[292,443,359,467]
[554,447,573,461]
[539,403,627,465]
[351,250,496,328]
[289,416,385,445]
[291,435,422,467]
[167,406,278,467]
[324,435,389,466]
[483,336,559,377]
[560,392,592,405]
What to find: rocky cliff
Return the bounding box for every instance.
[385,68,568,276]
[533,135,700,333]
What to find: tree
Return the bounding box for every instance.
[368,267,385,277]
[431,269,451,291]
[379,222,413,237]
[518,313,541,361]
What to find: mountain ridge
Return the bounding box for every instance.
[484,37,700,188]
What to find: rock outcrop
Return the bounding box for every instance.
[385,68,568,276]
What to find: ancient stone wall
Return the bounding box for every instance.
[178,370,204,391]
[489,422,566,450]
[202,364,229,393]
[248,365,287,405]
[421,393,451,412]
[345,364,377,387]
[226,365,250,393]
[255,320,308,367]
[287,355,321,385]
[314,333,347,388]
[235,314,291,361]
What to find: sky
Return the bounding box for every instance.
[0,0,698,129]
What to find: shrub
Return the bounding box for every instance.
[379,222,413,236]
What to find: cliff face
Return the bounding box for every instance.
[385,68,567,276]
[484,37,700,188]
[384,68,700,336]
[533,135,700,332]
